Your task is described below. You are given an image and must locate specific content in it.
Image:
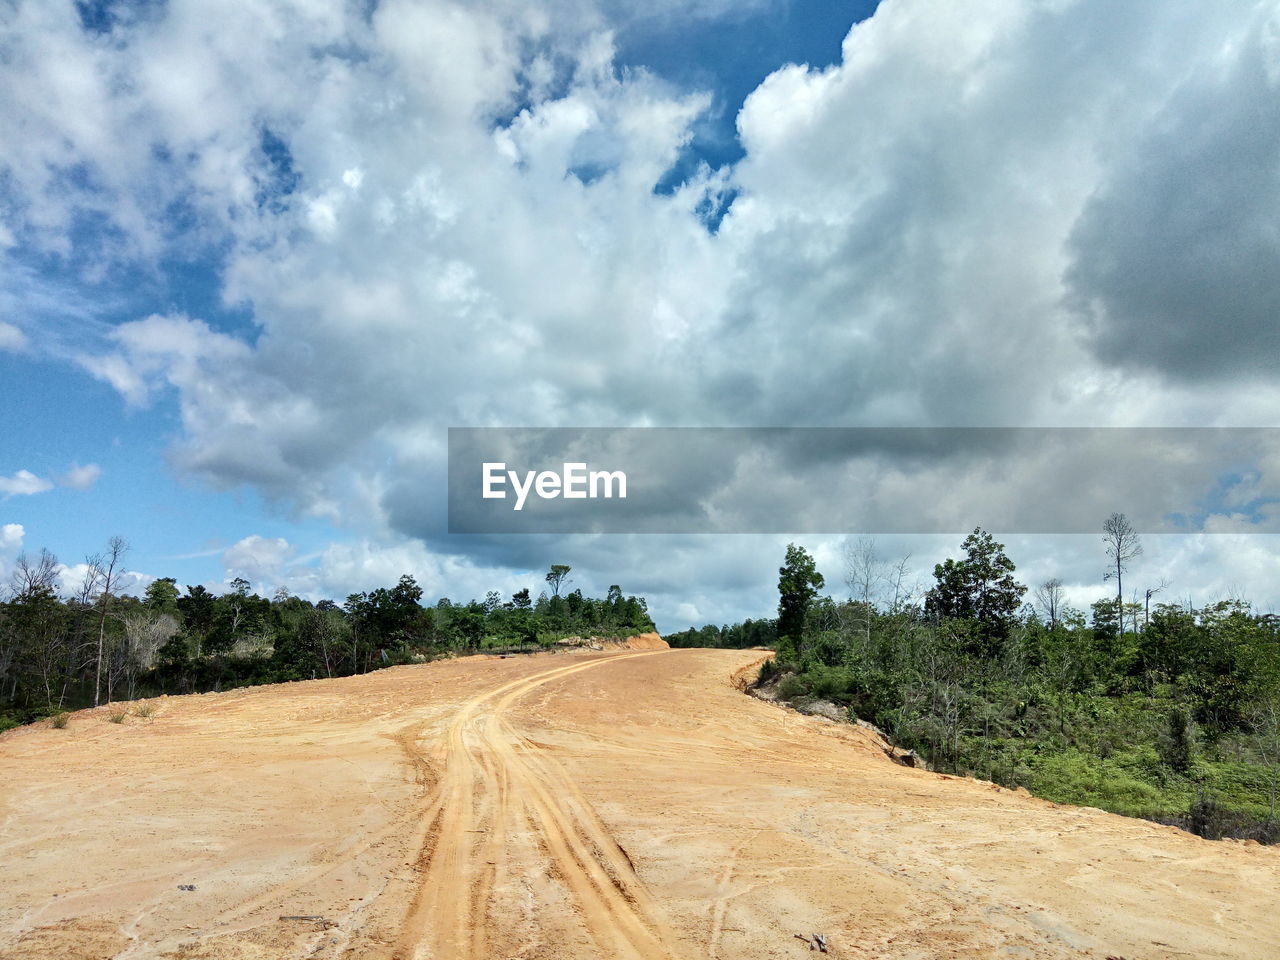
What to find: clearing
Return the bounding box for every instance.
[1,643,1277,959]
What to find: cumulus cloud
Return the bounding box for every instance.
[60,462,102,490]
[3,0,1279,624]
[0,469,53,497]
[0,463,101,498]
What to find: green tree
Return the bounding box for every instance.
[144,577,180,616]
[925,527,1025,643]
[177,584,216,658]
[777,543,824,643]
[545,564,572,598]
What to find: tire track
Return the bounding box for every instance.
[394,652,684,960]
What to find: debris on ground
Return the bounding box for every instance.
[794,932,829,952]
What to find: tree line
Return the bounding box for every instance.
[0,546,654,729]
[684,521,1280,843]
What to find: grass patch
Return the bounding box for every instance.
[108,709,128,724]
[49,712,69,729]
[133,702,157,719]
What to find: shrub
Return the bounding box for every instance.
[805,665,857,703]
[776,673,808,700]
[49,712,69,729]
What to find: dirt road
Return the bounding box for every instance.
[2,644,1277,959]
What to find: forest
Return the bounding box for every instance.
[0,548,654,729]
[671,523,1280,843]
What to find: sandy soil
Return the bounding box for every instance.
[1,642,1277,960]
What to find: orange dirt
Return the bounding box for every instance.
[1,647,1276,960]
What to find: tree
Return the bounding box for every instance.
[511,588,531,609]
[1246,692,1280,822]
[843,536,880,653]
[1144,578,1169,628]
[9,549,60,600]
[1102,513,1142,629]
[344,574,425,656]
[1034,578,1065,629]
[91,536,128,706]
[144,578,180,616]
[121,611,178,699]
[777,543,824,642]
[545,564,571,598]
[925,528,1026,644]
[6,564,68,709]
[177,584,216,658]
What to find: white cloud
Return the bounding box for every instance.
[0,463,101,498]
[0,523,23,553]
[2,0,1279,622]
[0,321,26,351]
[222,534,296,591]
[60,462,102,490]
[0,469,53,498]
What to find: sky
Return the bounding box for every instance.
[2,0,1279,630]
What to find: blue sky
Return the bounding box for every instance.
[2,0,1279,627]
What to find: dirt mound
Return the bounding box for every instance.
[554,631,669,651]
[2,648,1277,960]
[613,630,668,650]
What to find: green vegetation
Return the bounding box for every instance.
[0,548,654,724]
[686,531,1280,843]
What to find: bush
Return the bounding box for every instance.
[804,665,858,703]
[757,657,782,683]
[49,712,69,729]
[776,673,808,700]
[1027,749,1173,818]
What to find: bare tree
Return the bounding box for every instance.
[1034,577,1065,628]
[9,549,60,599]
[4,551,67,708]
[1102,513,1142,629]
[843,536,880,652]
[92,536,129,706]
[884,553,917,614]
[121,611,178,700]
[1144,578,1170,628]
[1247,693,1280,824]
